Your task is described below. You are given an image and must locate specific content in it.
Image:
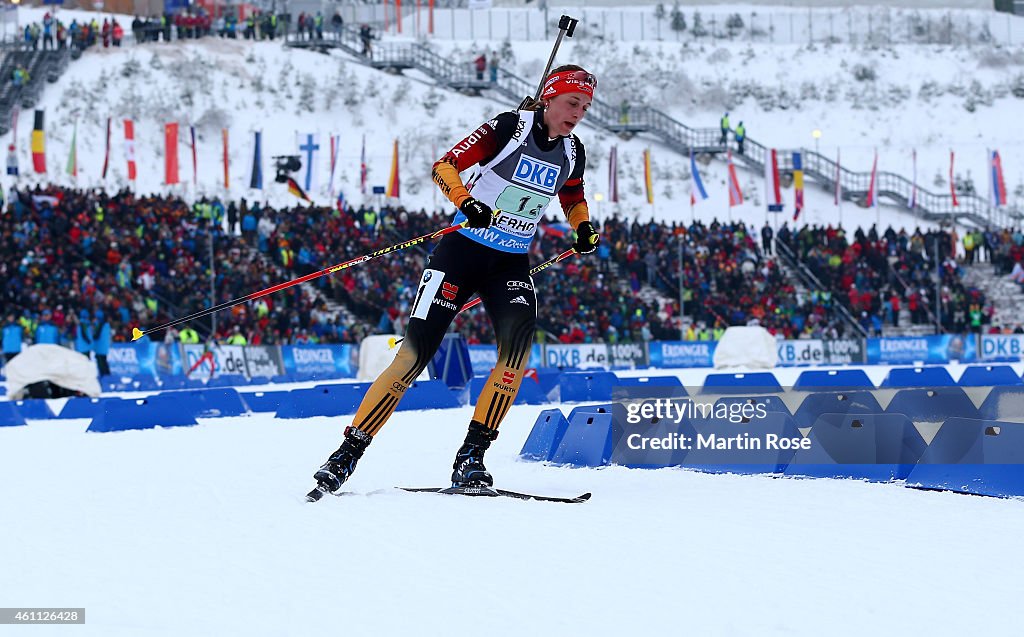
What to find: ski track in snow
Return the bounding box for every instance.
[1,398,1022,636]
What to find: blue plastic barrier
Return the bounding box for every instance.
[701,372,782,394]
[558,371,619,402]
[979,386,1024,421]
[549,410,614,467]
[0,402,27,427]
[682,411,802,475]
[957,365,1022,387]
[885,387,979,422]
[12,399,55,420]
[794,369,874,391]
[520,409,571,462]
[532,369,564,402]
[613,375,688,401]
[609,400,694,469]
[59,397,121,419]
[152,388,251,418]
[131,376,162,391]
[881,367,956,388]
[207,374,250,388]
[430,333,473,389]
[240,391,291,413]
[784,412,926,481]
[275,384,369,419]
[714,395,792,418]
[469,375,547,406]
[270,374,295,384]
[87,396,199,432]
[793,391,884,430]
[906,418,1024,497]
[395,379,465,411]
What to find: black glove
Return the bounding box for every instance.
[459,197,493,229]
[573,221,600,254]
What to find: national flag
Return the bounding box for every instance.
[101,117,111,180]
[643,148,653,204]
[539,222,572,238]
[688,154,704,205]
[189,125,198,186]
[866,150,878,208]
[991,150,1007,207]
[834,148,842,207]
[765,148,783,213]
[728,150,744,207]
[329,134,340,197]
[6,143,18,177]
[791,151,803,220]
[336,189,346,214]
[65,120,77,178]
[249,130,263,190]
[909,149,917,209]
[949,150,958,207]
[608,145,619,203]
[222,128,230,190]
[164,122,179,185]
[297,132,321,192]
[360,134,367,195]
[286,176,313,203]
[387,138,400,198]
[124,119,137,181]
[31,110,45,173]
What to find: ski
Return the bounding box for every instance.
[398,486,591,504]
[305,486,328,502]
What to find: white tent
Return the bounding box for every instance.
[3,344,101,400]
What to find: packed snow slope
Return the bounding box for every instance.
[1,399,1023,636]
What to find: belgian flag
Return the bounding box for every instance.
[31,110,45,174]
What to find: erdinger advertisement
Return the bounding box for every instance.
[866,335,977,364]
[467,344,543,375]
[648,341,717,368]
[108,342,182,377]
[281,345,356,378]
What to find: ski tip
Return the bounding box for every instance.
[305,486,327,502]
[131,327,144,342]
[577,493,592,502]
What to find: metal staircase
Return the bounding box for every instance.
[292,28,1019,229]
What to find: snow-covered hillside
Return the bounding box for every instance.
[7,5,1023,233]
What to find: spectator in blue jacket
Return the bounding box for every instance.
[35,310,60,344]
[74,309,93,355]
[93,309,112,377]
[3,313,23,362]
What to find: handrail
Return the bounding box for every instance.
[774,237,869,338]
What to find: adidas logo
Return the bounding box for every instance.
[510,295,528,305]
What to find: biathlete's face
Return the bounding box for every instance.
[543,92,592,137]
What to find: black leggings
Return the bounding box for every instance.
[352,232,538,436]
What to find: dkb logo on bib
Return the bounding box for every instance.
[511,155,561,194]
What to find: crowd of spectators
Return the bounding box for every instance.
[5,184,1023,355]
[779,223,995,334]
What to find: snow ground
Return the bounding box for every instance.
[1,381,1023,636]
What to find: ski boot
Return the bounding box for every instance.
[308,426,373,501]
[451,421,499,493]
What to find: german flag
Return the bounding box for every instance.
[31,110,45,174]
[286,176,312,203]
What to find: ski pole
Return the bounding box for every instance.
[131,221,470,342]
[388,247,577,349]
[520,14,579,110]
